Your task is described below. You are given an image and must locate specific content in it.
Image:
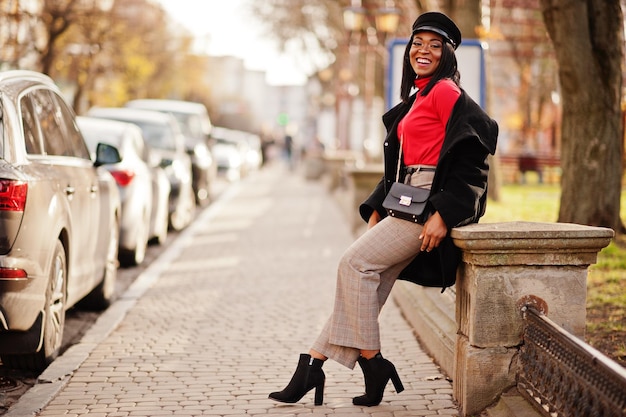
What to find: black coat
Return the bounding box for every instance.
[359,90,498,291]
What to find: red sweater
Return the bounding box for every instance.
[397,77,461,166]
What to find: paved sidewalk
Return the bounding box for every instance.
[8,163,458,417]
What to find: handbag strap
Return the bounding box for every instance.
[395,134,404,183]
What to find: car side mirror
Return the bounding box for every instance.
[94,143,121,167]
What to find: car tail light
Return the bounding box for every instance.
[0,268,27,280]
[110,170,135,187]
[0,180,27,211]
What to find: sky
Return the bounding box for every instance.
[155,0,309,86]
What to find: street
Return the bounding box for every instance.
[1,164,456,417]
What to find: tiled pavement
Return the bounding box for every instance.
[8,163,458,417]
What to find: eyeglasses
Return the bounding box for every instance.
[411,40,443,52]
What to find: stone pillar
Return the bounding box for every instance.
[322,150,359,191]
[345,164,384,234]
[450,221,613,416]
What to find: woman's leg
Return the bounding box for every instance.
[269,216,423,405]
[311,216,424,368]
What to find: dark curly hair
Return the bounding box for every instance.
[399,35,460,103]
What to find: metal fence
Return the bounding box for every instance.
[518,306,626,417]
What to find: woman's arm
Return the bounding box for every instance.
[429,139,490,228]
[359,177,387,223]
[367,210,381,229]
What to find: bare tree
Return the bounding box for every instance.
[489,1,556,154]
[541,0,624,232]
[249,0,347,73]
[0,0,42,69]
[50,0,115,111]
[38,0,82,74]
[48,0,200,112]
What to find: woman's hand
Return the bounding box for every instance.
[367,211,381,229]
[419,211,448,252]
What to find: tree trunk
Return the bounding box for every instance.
[39,0,78,74]
[444,0,482,39]
[541,0,624,232]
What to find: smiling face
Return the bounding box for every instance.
[409,31,444,77]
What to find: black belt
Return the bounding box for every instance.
[405,165,436,174]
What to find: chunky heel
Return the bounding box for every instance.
[353,353,404,406]
[390,367,404,393]
[314,383,324,405]
[269,354,325,406]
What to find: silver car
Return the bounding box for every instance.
[87,107,195,231]
[211,127,246,182]
[0,70,121,371]
[125,99,217,207]
[77,117,166,267]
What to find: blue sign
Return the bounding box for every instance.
[386,39,486,110]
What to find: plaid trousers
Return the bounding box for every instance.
[311,171,432,369]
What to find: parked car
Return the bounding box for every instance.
[0,70,121,371]
[211,127,246,182]
[77,116,160,267]
[87,107,195,231]
[78,115,171,248]
[125,99,217,207]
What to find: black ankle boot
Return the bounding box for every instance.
[269,353,325,406]
[353,353,404,406]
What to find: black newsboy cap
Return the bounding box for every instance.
[412,11,462,49]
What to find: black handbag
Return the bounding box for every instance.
[383,182,430,223]
[382,134,431,223]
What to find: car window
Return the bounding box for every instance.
[26,89,90,159]
[132,121,176,151]
[30,89,71,156]
[171,113,206,142]
[51,92,90,159]
[171,113,191,137]
[186,114,205,140]
[20,95,44,155]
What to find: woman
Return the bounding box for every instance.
[269,11,498,407]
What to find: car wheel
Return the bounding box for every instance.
[195,173,211,207]
[1,240,67,371]
[78,216,119,310]
[40,240,67,362]
[169,184,195,231]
